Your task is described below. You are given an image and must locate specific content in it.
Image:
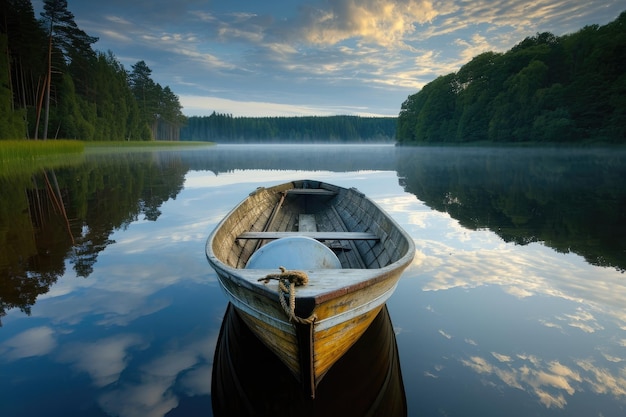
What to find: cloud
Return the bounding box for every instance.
[461,355,493,374]
[438,329,453,339]
[293,0,440,47]
[539,319,562,330]
[178,364,213,396]
[0,326,56,360]
[34,287,172,328]
[575,359,626,398]
[97,333,217,417]
[454,33,493,62]
[33,0,626,117]
[534,369,576,395]
[98,375,180,417]
[58,334,147,387]
[600,353,622,363]
[561,308,604,334]
[413,223,626,330]
[461,355,578,408]
[534,389,567,408]
[443,0,601,34]
[216,12,273,43]
[492,352,513,362]
[461,352,626,409]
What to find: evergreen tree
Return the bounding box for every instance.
[129,60,158,139]
[1,0,183,142]
[0,33,25,138]
[38,0,97,139]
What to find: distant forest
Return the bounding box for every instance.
[397,12,626,145]
[181,113,397,143]
[0,0,186,141]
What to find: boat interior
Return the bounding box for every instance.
[211,180,410,271]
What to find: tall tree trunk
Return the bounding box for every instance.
[43,33,52,140]
[34,75,46,140]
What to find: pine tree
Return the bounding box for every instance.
[38,0,97,139]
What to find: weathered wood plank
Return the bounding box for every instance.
[314,306,382,378]
[330,205,368,268]
[237,231,380,240]
[237,310,300,378]
[287,189,337,196]
[298,214,317,232]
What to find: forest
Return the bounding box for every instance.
[181,113,397,143]
[397,12,626,145]
[4,2,624,145]
[0,0,186,141]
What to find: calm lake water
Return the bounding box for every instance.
[1,144,625,417]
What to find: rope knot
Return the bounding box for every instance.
[258,266,315,325]
[258,266,308,286]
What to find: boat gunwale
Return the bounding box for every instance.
[216,268,402,331]
[205,179,416,305]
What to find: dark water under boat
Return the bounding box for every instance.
[212,303,405,417]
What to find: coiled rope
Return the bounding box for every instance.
[258,266,316,325]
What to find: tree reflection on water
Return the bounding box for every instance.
[2,145,624,327]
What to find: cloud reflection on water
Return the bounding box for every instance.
[58,334,147,387]
[408,206,626,329]
[0,326,56,360]
[393,187,626,412]
[460,351,626,409]
[97,333,216,417]
[2,162,625,416]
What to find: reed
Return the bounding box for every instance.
[0,139,84,159]
[0,140,84,177]
[0,139,211,177]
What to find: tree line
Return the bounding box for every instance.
[181,113,397,143]
[0,0,186,141]
[397,11,626,145]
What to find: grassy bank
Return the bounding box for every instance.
[0,140,84,177]
[0,139,212,177]
[0,139,84,159]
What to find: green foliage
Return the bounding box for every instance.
[0,33,26,138]
[0,139,84,177]
[0,0,183,141]
[181,113,396,143]
[130,61,186,141]
[397,12,626,144]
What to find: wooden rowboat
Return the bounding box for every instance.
[205,179,415,397]
[212,303,407,416]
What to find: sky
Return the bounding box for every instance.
[33,0,625,117]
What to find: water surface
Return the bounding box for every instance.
[1,144,625,416]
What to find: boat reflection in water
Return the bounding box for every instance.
[212,303,406,417]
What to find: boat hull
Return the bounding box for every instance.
[206,180,415,396]
[212,303,407,416]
